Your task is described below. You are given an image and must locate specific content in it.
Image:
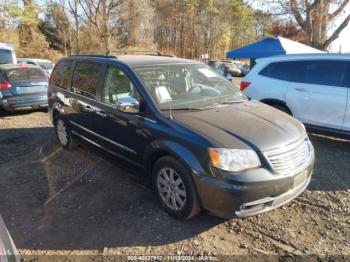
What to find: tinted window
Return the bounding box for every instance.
[50,61,73,89]
[6,67,47,81]
[260,59,349,87]
[102,66,139,105]
[0,50,14,64]
[259,62,298,81]
[298,60,347,87]
[72,62,102,98]
[343,62,350,88]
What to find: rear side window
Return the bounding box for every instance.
[6,67,47,81]
[343,63,350,88]
[72,62,103,98]
[0,49,14,64]
[297,60,347,87]
[259,61,298,81]
[50,61,73,89]
[260,59,348,87]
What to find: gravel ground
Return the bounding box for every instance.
[0,110,349,261]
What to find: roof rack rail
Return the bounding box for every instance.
[70,52,117,58]
[109,50,175,57]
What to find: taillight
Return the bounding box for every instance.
[240,81,251,91]
[19,66,29,70]
[0,80,11,90]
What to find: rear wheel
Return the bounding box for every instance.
[54,116,76,150]
[152,156,201,220]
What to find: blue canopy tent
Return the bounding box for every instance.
[226,36,323,59]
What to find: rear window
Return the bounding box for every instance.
[7,67,47,81]
[0,49,14,64]
[71,62,103,98]
[38,62,54,70]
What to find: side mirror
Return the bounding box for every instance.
[117,97,139,113]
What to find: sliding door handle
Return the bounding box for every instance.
[96,111,107,118]
[84,105,95,112]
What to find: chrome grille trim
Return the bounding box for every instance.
[263,137,313,176]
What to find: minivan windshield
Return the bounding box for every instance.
[0,49,14,64]
[135,63,246,110]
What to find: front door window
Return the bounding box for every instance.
[102,66,140,106]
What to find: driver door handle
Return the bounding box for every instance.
[294,87,306,92]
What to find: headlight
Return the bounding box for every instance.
[208,148,261,172]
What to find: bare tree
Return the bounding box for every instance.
[78,0,143,53]
[265,0,350,50]
[64,0,81,54]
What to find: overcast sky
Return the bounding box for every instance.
[330,25,350,53]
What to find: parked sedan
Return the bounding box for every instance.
[240,63,250,76]
[0,64,48,112]
[223,62,241,77]
[17,58,55,77]
[0,215,20,262]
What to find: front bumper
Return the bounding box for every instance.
[194,158,314,218]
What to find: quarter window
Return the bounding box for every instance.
[72,62,103,98]
[102,66,140,105]
[50,61,73,89]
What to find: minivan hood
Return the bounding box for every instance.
[172,100,306,151]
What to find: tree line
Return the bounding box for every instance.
[0,0,349,61]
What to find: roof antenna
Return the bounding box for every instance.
[169,104,173,119]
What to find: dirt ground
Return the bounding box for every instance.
[0,110,349,261]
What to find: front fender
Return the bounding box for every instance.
[143,140,205,178]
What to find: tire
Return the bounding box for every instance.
[270,104,292,115]
[54,115,76,150]
[0,107,7,117]
[152,156,201,220]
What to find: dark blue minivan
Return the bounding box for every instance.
[0,64,48,112]
[48,54,315,219]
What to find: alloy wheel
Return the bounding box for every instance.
[157,167,187,211]
[56,119,68,146]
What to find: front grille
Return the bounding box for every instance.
[264,137,313,176]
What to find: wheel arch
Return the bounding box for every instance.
[143,140,205,179]
[260,98,292,114]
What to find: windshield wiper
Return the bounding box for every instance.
[161,107,204,111]
[219,100,246,104]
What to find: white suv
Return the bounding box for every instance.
[241,54,350,135]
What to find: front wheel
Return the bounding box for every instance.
[54,116,76,150]
[270,104,292,115]
[152,156,201,220]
